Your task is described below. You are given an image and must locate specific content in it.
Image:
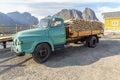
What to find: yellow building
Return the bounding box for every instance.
[102,12,120,34]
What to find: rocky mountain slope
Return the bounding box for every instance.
[0,12,15,25]
[82,8,98,21]
[0,12,38,27]
[53,9,83,20]
[53,8,98,21]
[7,12,38,26]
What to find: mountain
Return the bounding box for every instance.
[53,9,82,20]
[0,12,15,25]
[7,12,38,26]
[0,12,38,27]
[53,8,98,21]
[82,8,98,20]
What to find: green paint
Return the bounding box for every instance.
[13,17,66,54]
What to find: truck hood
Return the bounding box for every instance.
[14,28,47,38]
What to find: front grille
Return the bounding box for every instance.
[13,39,17,46]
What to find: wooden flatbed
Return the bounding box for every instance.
[66,27,104,42]
[0,36,12,42]
[0,36,13,48]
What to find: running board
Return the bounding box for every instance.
[54,45,64,51]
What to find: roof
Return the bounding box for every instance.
[102,11,120,18]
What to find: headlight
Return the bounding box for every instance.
[16,39,23,45]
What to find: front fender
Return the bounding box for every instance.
[20,36,54,53]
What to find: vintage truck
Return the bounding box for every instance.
[12,16,103,63]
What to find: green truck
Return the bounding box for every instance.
[12,16,103,63]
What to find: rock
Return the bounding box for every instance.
[7,12,39,26]
[0,12,15,25]
[82,8,98,21]
[53,9,82,20]
[53,8,99,21]
[65,19,103,32]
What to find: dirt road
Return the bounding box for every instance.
[0,35,120,80]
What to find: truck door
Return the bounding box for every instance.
[49,18,66,45]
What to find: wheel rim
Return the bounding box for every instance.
[93,39,96,45]
[38,47,48,59]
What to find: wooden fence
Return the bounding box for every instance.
[0,24,34,49]
[0,24,33,36]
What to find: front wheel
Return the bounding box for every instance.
[32,43,51,63]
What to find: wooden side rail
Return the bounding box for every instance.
[0,36,12,49]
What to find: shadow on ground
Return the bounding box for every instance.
[0,50,32,75]
[0,39,120,75]
[44,40,120,68]
[0,56,32,75]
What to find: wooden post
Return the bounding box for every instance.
[2,24,5,36]
[16,24,18,33]
[2,41,6,49]
[30,25,32,29]
[20,26,22,31]
[0,26,1,36]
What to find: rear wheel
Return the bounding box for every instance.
[32,43,51,63]
[89,36,98,48]
[85,36,98,48]
[84,41,90,47]
[74,41,78,44]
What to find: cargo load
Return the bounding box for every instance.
[65,19,103,32]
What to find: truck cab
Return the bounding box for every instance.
[12,16,66,63]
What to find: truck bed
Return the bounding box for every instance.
[66,27,103,42]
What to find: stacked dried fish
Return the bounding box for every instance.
[65,19,103,32]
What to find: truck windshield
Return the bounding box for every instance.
[38,19,49,28]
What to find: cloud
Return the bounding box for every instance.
[25,0,120,3]
[0,2,76,19]
[29,3,74,9]
[1,0,120,3]
[1,0,120,4]
[0,0,24,3]
[0,0,120,22]
[0,4,31,13]
[98,6,120,13]
[96,12,104,22]
[25,3,76,20]
[96,6,120,22]
[29,8,61,20]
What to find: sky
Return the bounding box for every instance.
[0,0,120,22]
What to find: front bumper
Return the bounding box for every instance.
[11,46,25,56]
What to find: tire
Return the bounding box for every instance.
[32,43,51,63]
[74,41,78,44]
[17,53,25,56]
[84,41,90,47]
[89,36,97,48]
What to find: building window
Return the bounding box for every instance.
[112,21,118,26]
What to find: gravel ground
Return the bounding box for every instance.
[0,35,120,80]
